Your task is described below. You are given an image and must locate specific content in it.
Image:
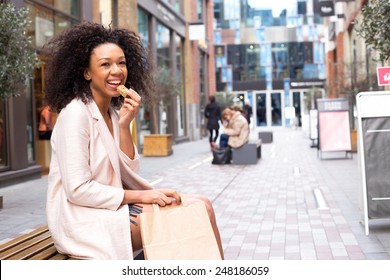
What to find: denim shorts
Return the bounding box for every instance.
[128,204,143,225]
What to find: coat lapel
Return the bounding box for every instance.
[86,101,121,182]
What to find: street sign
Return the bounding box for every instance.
[377,66,390,86]
[316,98,351,158]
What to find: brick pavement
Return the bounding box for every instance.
[1,127,390,260]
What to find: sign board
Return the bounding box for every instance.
[317,98,351,155]
[377,66,390,86]
[189,24,205,41]
[214,45,225,57]
[318,0,335,17]
[285,107,296,120]
[356,91,390,235]
[309,109,318,140]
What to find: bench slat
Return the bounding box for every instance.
[48,253,70,260]
[1,224,143,260]
[0,225,49,253]
[29,243,64,260]
[0,231,51,259]
[6,236,54,260]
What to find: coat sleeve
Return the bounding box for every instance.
[52,102,124,210]
[118,147,153,190]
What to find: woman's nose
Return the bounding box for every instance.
[111,63,122,74]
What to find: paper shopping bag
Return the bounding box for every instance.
[139,199,221,260]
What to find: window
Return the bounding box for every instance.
[156,22,171,68]
[138,8,149,48]
[197,0,203,21]
[40,0,80,17]
[175,35,185,137]
[25,1,79,48]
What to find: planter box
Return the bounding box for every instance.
[143,134,173,156]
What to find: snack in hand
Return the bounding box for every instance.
[117,85,128,98]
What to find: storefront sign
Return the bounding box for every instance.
[318,0,335,17]
[189,24,205,41]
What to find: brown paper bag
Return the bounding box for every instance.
[139,199,221,260]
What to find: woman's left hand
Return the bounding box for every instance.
[118,88,141,128]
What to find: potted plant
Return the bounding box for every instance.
[142,66,181,156]
[0,3,38,99]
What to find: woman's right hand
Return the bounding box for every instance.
[124,189,181,207]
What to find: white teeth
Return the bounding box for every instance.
[108,81,121,85]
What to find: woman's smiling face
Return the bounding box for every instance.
[84,42,128,99]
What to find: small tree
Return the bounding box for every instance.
[149,66,181,134]
[303,87,323,113]
[355,0,390,64]
[0,3,38,99]
[215,90,235,111]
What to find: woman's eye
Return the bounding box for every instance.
[101,63,110,67]
[119,61,126,65]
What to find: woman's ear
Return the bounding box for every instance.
[84,69,91,81]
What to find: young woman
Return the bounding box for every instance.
[44,21,223,260]
[220,108,249,149]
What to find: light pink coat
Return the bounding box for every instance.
[46,99,151,259]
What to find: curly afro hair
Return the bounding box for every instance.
[43,21,154,113]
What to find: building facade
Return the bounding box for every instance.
[323,0,384,129]
[0,0,214,187]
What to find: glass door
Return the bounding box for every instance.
[255,92,267,127]
[292,91,302,127]
[271,92,282,126]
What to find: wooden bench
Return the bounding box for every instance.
[0,225,144,260]
[0,225,72,260]
[231,139,262,165]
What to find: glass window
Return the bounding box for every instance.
[156,22,171,68]
[25,1,79,48]
[197,0,203,21]
[272,43,289,80]
[40,0,80,17]
[26,79,35,163]
[174,0,183,14]
[138,8,149,49]
[156,22,172,134]
[227,44,260,81]
[162,0,183,14]
[175,35,185,137]
[26,2,54,48]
